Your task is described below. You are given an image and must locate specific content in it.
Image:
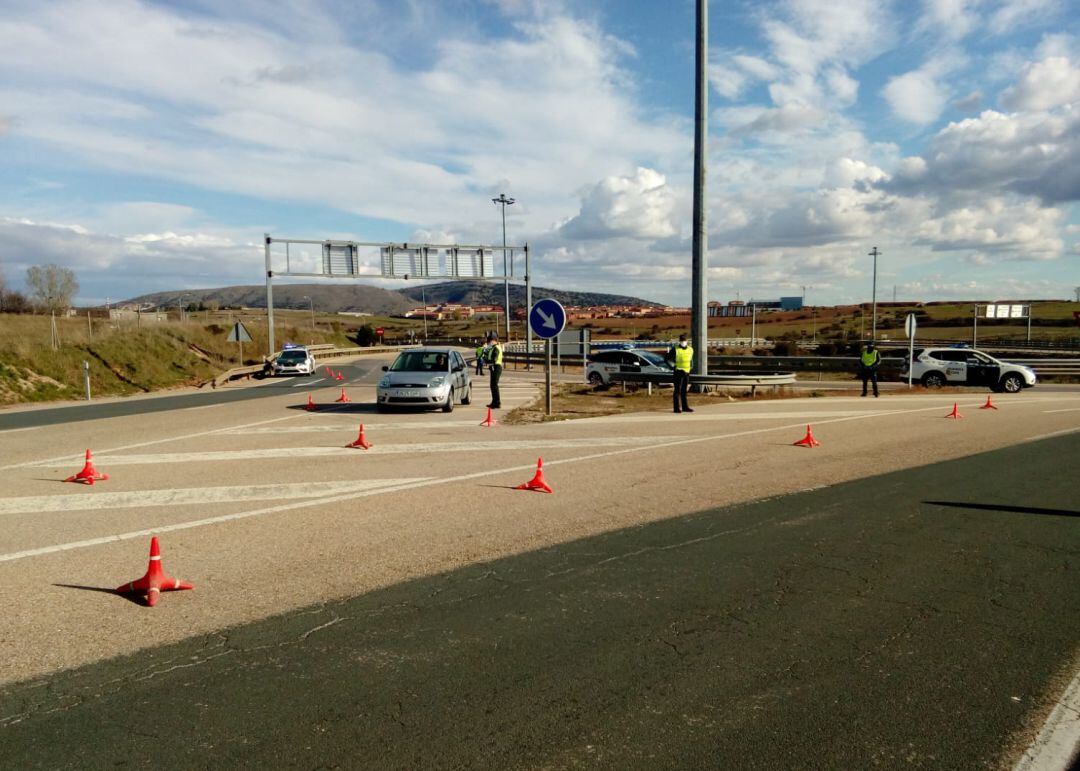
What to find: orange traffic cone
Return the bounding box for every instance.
[480,407,497,427]
[516,457,553,493]
[979,395,998,410]
[335,371,344,381]
[64,449,109,485]
[945,403,963,419]
[793,425,820,447]
[335,387,350,403]
[325,367,333,376]
[115,536,193,607]
[305,394,318,411]
[347,423,372,449]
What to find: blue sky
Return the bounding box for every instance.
[0,0,1077,306]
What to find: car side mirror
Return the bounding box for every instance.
[381,365,389,371]
[453,364,463,372]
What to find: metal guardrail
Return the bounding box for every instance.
[205,345,416,387]
[609,371,796,395]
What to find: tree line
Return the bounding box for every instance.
[0,264,79,314]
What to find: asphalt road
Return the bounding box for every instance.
[1,431,1077,769]
[0,360,384,430]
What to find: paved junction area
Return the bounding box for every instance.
[0,355,1078,768]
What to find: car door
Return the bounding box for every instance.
[934,350,968,383]
[964,352,999,387]
[619,352,643,374]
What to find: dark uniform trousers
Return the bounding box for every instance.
[489,364,502,408]
[673,369,690,412]
[860,367,879,396]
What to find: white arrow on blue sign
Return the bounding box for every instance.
[528,298,567,340]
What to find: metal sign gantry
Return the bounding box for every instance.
[263,234,532,356]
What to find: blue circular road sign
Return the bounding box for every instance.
[529,298,566,340]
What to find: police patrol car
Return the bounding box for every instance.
[903,347,1036,392]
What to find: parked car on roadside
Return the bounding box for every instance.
[377,348,472,412]
[902,347,1036,392]
[586,348,673,387]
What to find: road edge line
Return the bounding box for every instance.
[1012,666,1080,771]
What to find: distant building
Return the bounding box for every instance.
[709,296,803,315]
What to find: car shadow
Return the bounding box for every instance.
[286,403,382,413]
[923,501,1079,518]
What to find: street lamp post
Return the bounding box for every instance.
[868,246,881,341]
[492,193,515,342]
[178,294,187,323]
[302,296,314,329]
[421,286,429,340]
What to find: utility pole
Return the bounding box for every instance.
[868,246,881,341]
[690,0,709,376]
[303,295,314,329]
[492,193,515,342]
[421,286,428,340]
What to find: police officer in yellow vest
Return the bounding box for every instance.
[859,341,881,397]
[475,340,487,376]
[671,334,694,413]
[485,331,504,409]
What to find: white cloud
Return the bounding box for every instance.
[988,0,1064,36]
[915,0,981,40]
[883,63,951,124]
[557,168,677,240]
[915,198,1063,255]
[1000,56,1080,111]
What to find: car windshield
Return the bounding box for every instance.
[638,351,671,367]
[390,352,449,372]
[279,351,307,361]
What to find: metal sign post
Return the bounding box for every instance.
[904,313,917,389]
[529,299,567,416]
[228,321,253,365]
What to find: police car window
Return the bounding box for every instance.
[592,351,618,364]
[934,350,964,362]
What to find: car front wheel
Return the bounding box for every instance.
[588,371,605,387]
[921,372,945,388]
[1000,374,1023,393]
[443,387,455,412]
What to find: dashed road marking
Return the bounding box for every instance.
[0,479,431,515]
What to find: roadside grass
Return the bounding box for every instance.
[0,313,354,405]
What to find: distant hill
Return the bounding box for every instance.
[125,281,662,314]
[125,284,414,315]
[396,280,661,309]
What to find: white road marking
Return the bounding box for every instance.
[1043,407,1080,414]
[1012,666,1080,771]
[295,378,326,387]
[2,401,1058,565]
[0,479,432,515]
[588,410,886,424]
[31,437,683,467]
[235,420,491,434]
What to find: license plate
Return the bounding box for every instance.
[400,390,420,397]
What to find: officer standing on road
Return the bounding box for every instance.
[475,339,487,376]
[485,331,503,409]
[859,341,881,397]
[670,334,694,413]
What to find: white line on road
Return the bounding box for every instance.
[1012,666,1080,771]
[31,437,683,466]
[235,420,494,434]
[1043,407,1080,414]
[295,378,326,387]
[0,479,431,516]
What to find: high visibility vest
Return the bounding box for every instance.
[674,345,693,372]
[861,349,880,367]
[488,343,503,366]
[476,345,485,360]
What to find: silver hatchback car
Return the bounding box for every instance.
[377,348,473,412]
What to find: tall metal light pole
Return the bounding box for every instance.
[302,295,314,329]
[868,246,881,341]
[690,0,709,375]
[178,294,186,323]
[421,286,428,340]
[492,193,515,342]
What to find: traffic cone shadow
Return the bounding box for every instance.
[347,423,373,449]
[115,536,194,607]
[945,403,963,419]
[979,395,998,410]
[793,425,820,447]
[64,449,109,485]
[516,457,553,493]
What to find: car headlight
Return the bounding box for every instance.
[429,376,445,387]
[378,376,390,388]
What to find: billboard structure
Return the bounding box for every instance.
[974,303,1033,346]
[263,234,531,356]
